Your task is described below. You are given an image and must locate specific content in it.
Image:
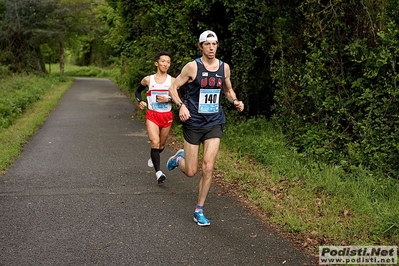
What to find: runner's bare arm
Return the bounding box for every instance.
[169,62,195,104]
[223,63,244,112]
[222,63,238,102]
[136,76,150,109]
[169,62,196,121]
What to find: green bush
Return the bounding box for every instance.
[0,75,61,129]
[223,116,399,243]
[271,1,399,179]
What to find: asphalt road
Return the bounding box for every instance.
[0,78,317,265]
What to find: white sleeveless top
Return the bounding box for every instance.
[146,74,172,112]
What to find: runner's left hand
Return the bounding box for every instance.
[234,101,244,112]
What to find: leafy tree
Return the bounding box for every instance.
[0,0,51,73]
[104,0,399,178]
[59,0,115,68]
[0,0,113,74]
[271,0,399,177]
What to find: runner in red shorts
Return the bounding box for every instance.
[135,51,175,184]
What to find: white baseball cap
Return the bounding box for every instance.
[199,30,218,43]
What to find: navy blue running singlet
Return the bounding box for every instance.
[183,58,227,128]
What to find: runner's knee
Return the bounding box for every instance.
[202,161,214,174]
[150,140,160,148]
[185,165,197,177]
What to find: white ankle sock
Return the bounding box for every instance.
[156,171,164,178]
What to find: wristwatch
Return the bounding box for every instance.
[176,102,183,109]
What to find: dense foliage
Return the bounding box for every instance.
[0,0,114,75]
[0,75,66,128]
[273,0,399,177]
[1,0,398,178]
[104,0,399,179]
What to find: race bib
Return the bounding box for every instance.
[151,91,169,111]
[198,89,220,113]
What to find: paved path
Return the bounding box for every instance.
[0,78,317,265]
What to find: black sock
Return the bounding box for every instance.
[151,148,161,172]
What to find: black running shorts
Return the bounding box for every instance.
[183,124,224,145]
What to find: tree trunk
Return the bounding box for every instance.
[59,41,65,74]
[82,42,93,66]
[35,46,47,73]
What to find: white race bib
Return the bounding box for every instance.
[150,91,169,111]
[198,89,220,113]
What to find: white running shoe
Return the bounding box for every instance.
[148,158,153,167]
[156,171,166,184]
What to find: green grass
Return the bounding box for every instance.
[47,63,120,79]
[216,116,399,251]
[0,64,121,173]
[0,75,73,173]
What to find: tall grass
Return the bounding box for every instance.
[0,75,72,172]
[47,63,120,80]
[0,65,121,173]
[0,75,69,129]
[218,115,399,246]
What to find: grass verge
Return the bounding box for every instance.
[0,64,118,174]
[0,77,72,174]
[213,116,399,255]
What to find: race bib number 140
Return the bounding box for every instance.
[198,89,220,113]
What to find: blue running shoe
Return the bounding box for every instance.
[167,149,184,171]
[193,210,210,226]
